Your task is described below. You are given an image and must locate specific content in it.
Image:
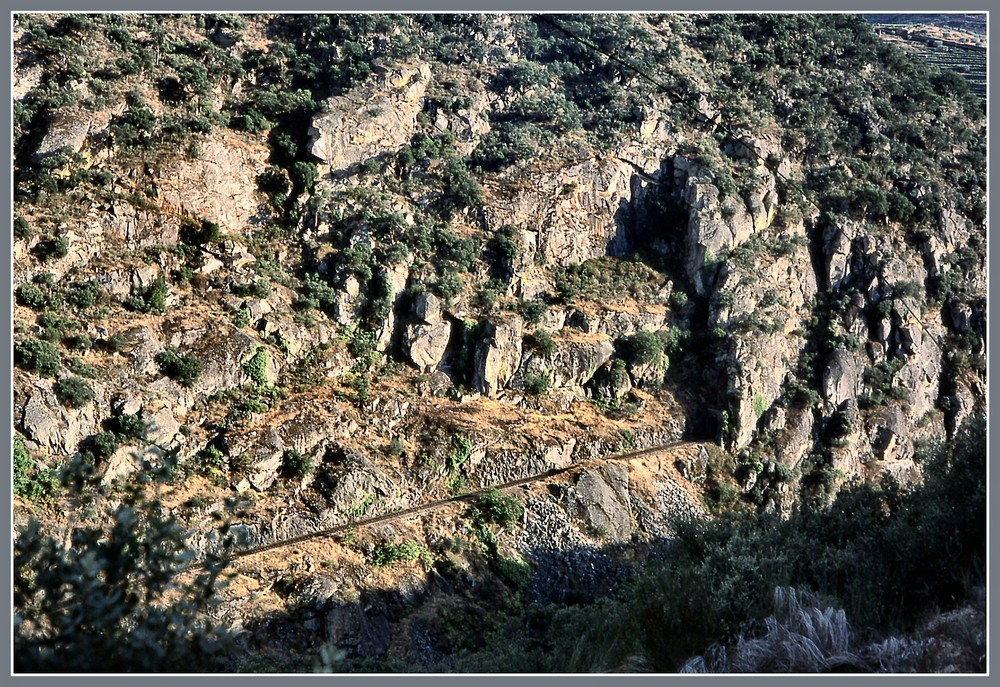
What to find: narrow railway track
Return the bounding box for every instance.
[186,439,700,572]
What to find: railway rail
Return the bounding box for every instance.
[184,439,700,572]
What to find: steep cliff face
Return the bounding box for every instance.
[12,12,986,671]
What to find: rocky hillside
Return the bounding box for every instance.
[12,14,986,672]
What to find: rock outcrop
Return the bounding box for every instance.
[472,316,524,397]
[309,63,432,173]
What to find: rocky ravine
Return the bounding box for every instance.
[12,13,986,669]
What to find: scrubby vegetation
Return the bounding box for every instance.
[11,11,985,675]
[419,415,985,672]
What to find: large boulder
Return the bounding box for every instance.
[822,349,865,407]
[521,337,614,390]
[154,130,269,234]
[405,321,452,371]
[308,63,431,172]
[374,261,410,352]
[472,317,524,397]
[574,463,633,540]
[33,107,93,161]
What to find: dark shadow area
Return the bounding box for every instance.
[232,414,985,673]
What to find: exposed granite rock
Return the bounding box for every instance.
[405,321,452,371]
[154,131,268,234]
[521,337,613,391]
[309,63,431,173]
[472,316,524,397]
[574,463,633,541]
[33,107,93,161]
[823,349,865,407]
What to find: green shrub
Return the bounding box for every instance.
[181,219,222,246]
[14,338,62,377]
[490,225,522,279]
[281,450,314,480]
[523,370,550,396]
[36,309,72,342]
[555,257,668,303]
[752,393,769,420]
[125,277,168,314]
[438,156,484,217]
[188,446,227,481]
[433,269,464,300]
[623,330,665,367]
[256,167,290,207]
[13,434,60,505]
[16,283,46,308]
[231,279,272,299]
[295,273,339,312]
[517,298,548,326]
[155,349,203,387]
[242,346,270,386]
[14,435,37,499]
[33,236,69,262]
[14,215,33,240]
[494,555,533,593]
[80,431,121,461]
[65,357,98,378]
[54,376,95,408]
[105,412,147,442]
[371,540,434,570]
[473,488,524,528]
[232,307,252,329]
[65,279,101,310]
[105,332,133,353]
[525,329,555,356]
[111,93,157,151]
[63,332,92,352]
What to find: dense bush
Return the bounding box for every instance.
[14,338,62,377]
[525,329,555,356]
[623,330,666,367]
[14,455,234,671]
[371,541,434,570]
[111,91,158,151]
[14,215,33,240]
[66,280,102,310]
[280,450,315,480]
[125,277,168,314]
[53,376,95,408]
[555,257,669,303]
[155,349,204,387]
[231,278,272,299]
[180,219,222,246]
[242,346,270,386]
[473,488,524,529]
[13,434,59,504]
[522,371,550,396]
[33,236,69,262]
[16,283,47,308]
[516,298,548,326]
[489,225,522,280]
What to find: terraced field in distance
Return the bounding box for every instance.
[869,19,987,101]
